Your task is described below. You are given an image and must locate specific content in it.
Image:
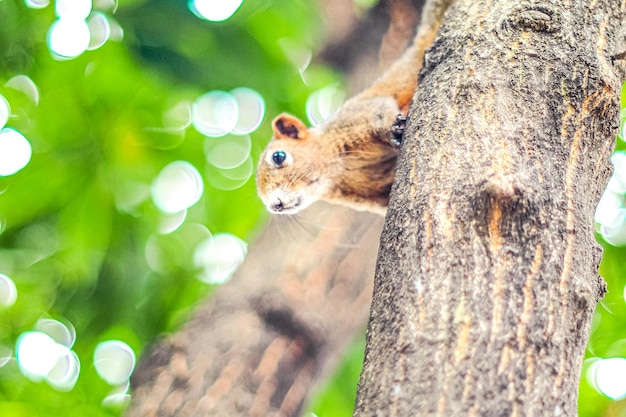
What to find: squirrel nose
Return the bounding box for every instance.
[271,199,285,212]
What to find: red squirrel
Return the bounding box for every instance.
[256,0,450,215]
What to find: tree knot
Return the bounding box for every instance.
[500,4,561,35]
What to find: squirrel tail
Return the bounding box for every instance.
[357,0,454,112]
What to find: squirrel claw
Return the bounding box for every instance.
[391,113,407,146]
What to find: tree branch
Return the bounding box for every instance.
[127,205,382,416]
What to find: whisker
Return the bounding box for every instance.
[270,212,316,242]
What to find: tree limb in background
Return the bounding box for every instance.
[354,0,626,415]
[127,205,383,417]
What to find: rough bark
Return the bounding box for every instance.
[354,1,626,416]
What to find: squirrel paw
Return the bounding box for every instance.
[390,113,407,147]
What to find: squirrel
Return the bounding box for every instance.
[256,0,452,216]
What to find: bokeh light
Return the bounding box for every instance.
[16,331,80,391]
[16,320,81,391]
[87,12,111,50]
[595,152,626,246]
[587,357,626,400]
[48,17,91,59]
[306,84,345,126]
[613,152,626,184]
[6,75,40,105]
[0,94,10,130]
[194,233,247,284]
[46,0,118,58]
[188,0,243,22]
[25,0,51,8]
[192,91,239,137]
[35,318,76,348]
[151,161,204,214]
[191,88,264,138]
[595,177,626,243]
[230,87,265,135]
[0,273,17,307]
[93,340,136,386]
[158,210,188,234]
[17,332,61,379]
[55,0,92,19]
[46,349,80,391]
[106,15,124,41]
[102,382,132,409]
[0,128,32,176]
[94,0,117,12]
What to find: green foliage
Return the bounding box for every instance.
[308,338,366,417]
[577,244,626,417]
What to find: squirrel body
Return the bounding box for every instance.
[256,0,451,215]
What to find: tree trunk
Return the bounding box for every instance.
[354,1,626,416]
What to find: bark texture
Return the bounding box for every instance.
[354,1,626,416]
[127,205,382,417]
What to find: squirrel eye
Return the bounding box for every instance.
[272,151,287,167]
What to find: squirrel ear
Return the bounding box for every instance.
[272,114,308,140]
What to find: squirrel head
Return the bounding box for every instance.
[256,113,337,215]
[256,97,401,215]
